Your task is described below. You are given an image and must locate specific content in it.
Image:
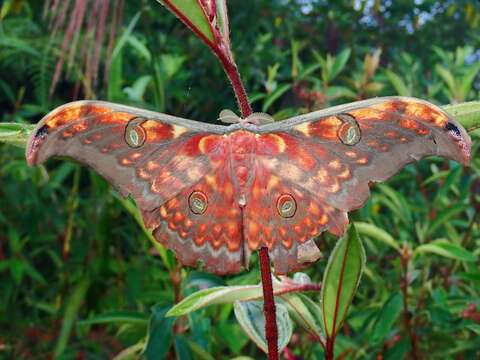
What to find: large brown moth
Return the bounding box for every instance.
[26,97,471,275]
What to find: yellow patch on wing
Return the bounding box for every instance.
[294,122,311,136]
[270,134,286,152]
[172,125,188,138]
[328,159,341,170]
[349,108,385,121]
[267,175,280,191]
[404,101,448,126]
[205,174,217,187]
[371,101,397,112]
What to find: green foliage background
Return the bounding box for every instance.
[0,0,479,359]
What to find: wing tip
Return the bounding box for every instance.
[26,124,50,166]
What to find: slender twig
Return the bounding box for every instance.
[400,247,419,360]
[259,247,279,360]
[460,210,478,247]
[64,166,81,258]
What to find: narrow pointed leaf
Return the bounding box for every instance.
[53,277,91,358]
[414,239,477,262]
[0,123,36,147]
[459,62,480,100]
[354,221,400,251]
[216,0,230,46]
[145,305,175,360]
[435,64,456,93]
[157,0,215,45]
[321,225,366,338]
[385,70,410,96]
[426,204,468,236]
[166,285,264,317]
[78,311,149,327]
[330,48,351,81]
[174,335,193,360]
[281,293,325,342]
[443,101,480,132]
[371,293,403,344]
[233,300,292,354]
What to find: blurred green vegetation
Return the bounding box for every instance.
[0,1,479,359]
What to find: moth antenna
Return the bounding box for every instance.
[218,109,241,124]
[245,112,275,125]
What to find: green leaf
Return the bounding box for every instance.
[78,311,149,327]
[215,0,230,45]
[174,335,193,360]
[166,285,264,317]
[325,86,356,100]
[414,239,477,263]
[281,293,325,342]
[0,123,35,147]
[158,0,215,44]
[10,258,24,284]
[144,305,175,360]
[23,261,47,285]
[435,64,456,93]
[426,203,467,236]
[187,340,216,360]
[233,300,293,354]
[0,0,14,20]
[443,101,480,132]
[217,322,249,354]
[354,222,400,251]
[262,84,291,112]
[467,324,480,335]
[385,70,410,96]
[124,75,153,102]
[160,54,187,79]
[459,62,480,101]
[112,341,145,360]
[458,271,480,283]
[53,277,91,359]
[330,48,351,81]
[111,11,142,61]
[113,194,173,270]
[126,35,152,62]
[371,293,403,344]
[321,224,366,338]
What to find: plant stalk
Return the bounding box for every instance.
[259,246,279,360]
[400,248,419,360]
[214,48,252,118]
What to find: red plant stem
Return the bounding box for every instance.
[161,0,252,118]
[259,246,279,360]
[214,49,252,118]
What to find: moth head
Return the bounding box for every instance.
[218,110,274,126]
[26,124,50,165]
[438,119,471,165]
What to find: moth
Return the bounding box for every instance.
[26,97,471,275]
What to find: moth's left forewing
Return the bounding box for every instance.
[26,101,225,210]
[248,97,471,274]
[277,96,471,212]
